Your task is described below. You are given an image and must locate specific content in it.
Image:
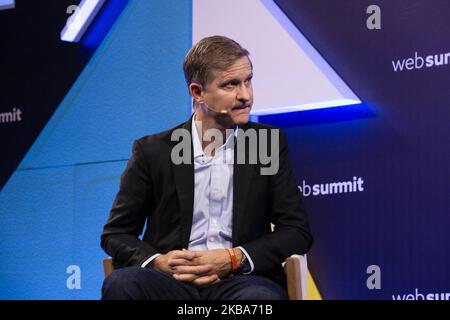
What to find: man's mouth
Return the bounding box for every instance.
[232,105,250,110]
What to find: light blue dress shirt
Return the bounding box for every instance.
[189,114,235,250]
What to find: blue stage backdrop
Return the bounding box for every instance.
[0,0,449,300]
[0,0,191,299]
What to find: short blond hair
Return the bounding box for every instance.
[183,35,251,88]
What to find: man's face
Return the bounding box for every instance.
[200,56,253,127]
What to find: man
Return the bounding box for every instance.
[101,35,312,300]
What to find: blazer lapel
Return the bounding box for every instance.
[232,122,255,245]
[171,116,195,248]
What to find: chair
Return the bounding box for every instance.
[102,254,308,300]
[284,254,308,300]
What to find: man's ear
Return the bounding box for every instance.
[189,82,203,103]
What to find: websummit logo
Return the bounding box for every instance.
[0,108,22,124]
[392,51,450,72]
[392,288,450,300]
[298,177,365,197]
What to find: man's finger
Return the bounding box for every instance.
[174,264,213,275]
[171,250,198,261]
[192,274,220,288]
[173,273,197,282]
[168,258,199,267]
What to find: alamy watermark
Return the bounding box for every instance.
[171,126,280,175]
[66,265,81,290]
[366,264,381,290]
[366,5,381,30]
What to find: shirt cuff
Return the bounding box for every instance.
[237,246,254,274]
[141,253,161,268]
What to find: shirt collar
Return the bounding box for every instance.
[191,112,237,159]
[192,113,204,159]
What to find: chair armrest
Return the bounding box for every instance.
[102,257,114,278]
[284,254,308,300]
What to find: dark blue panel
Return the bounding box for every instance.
[273,0,450,299]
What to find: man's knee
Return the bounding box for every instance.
[240,286,287,300]
[101,266,198,300]
[237,277,288,300]
[101,267,150,300]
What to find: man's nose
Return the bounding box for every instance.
[237,83,251,103]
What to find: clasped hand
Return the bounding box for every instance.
[152,248,238,288]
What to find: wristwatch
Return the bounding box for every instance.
[238,254,251,274]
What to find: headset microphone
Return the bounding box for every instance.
[205,104,228,115]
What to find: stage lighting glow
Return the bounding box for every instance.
[251,99,361,116]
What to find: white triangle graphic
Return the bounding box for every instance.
[193,0,361,115]
[0,0,14,10]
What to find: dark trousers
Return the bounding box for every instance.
[102,267,288,300]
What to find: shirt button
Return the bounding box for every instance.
[209,236,215,242]
[212,218,218,225]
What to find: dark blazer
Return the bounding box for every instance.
[101,116,313,287]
